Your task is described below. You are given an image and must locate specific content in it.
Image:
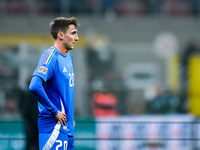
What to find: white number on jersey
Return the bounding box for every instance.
[69,73,74,87]
[56,140,68,150]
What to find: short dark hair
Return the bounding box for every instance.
[50,17,80,39]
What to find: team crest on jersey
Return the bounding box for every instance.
[38,66,48,74]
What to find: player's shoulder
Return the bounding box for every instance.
[42,46,58,65]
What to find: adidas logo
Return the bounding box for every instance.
[63,66,67,72]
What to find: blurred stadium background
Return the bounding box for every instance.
[1,0,200,150]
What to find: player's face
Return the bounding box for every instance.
[63,24,79,50]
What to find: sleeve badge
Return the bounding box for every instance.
[38,66,48,74]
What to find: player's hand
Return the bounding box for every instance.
[74,120,76,127]
[55,111,67,126]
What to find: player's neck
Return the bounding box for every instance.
[54,42,68,56]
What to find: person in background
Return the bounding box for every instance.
[91,88,119,117]
[18,78,39,150]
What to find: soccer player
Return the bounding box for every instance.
[29,17,79,150]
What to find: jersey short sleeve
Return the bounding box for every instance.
[33,48,57,82]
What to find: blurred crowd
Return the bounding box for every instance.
[0,0,199,17]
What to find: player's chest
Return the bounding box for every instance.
[56,58,74,81]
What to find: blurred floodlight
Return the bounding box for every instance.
[154,32,179,59]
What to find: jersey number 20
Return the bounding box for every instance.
[56,140,68,150]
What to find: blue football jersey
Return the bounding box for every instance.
[33,46,75,136]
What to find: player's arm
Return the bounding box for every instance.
[29,75,66,126]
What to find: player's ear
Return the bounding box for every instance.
[58,31,64,40]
